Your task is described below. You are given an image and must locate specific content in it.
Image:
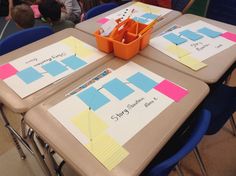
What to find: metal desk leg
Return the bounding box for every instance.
[36,136,60,176]
[44,144,60,176]
[27,129,51,176]
[21,116,28,139]
[0,105,29,159]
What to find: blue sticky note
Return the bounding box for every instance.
[197,27,222,38]
[17,67,43,84]
[179,30,203,41]
[132,17,149,24]
[42,60,68,76]
[164,33,187,45]
[103,78,134,100]
[127,72,157,92]
[142,13,158,20]
[78,87,110,111]
[61,55,87,70]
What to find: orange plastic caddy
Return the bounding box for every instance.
[94,18,153,60]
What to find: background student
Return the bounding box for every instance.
[39,0,75,32]
[138,0,172,8]
[11,4,35,28]
[0,0,22,20]
[57,0,81,23]
[78,0,100,21]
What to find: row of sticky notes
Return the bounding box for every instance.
[166,44,207,71]
[77,73,158,111]
[164,28,236,45]
[71,110,129,170]
[77,73,188,111]
[0,55,86,84]
[163,27,223,45]
[98,12,158,24]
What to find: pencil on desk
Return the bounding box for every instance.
[138,17,160,36]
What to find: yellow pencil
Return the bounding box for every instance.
[138,17,161,36]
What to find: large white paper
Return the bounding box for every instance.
[105,2,172,24]
[150,20,235,62]
[2,36,106,98]
[49,62,188,146]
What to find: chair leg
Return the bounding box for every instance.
[175,163,184,176]
[193,147,207,176]
[229,115,236,136]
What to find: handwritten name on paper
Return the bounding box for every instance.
[190,42,210,52]
[145,97,158,107]
[110,96,158,121]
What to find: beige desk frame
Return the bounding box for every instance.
[25,55,209,176]
[75,1,182,35]
[0,28,112,175]
[140,14,236,84]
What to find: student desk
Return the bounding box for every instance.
[75,1,182,35]
[140,14,236,84]
[0,28,112,113]
[0,28,112,175]
[24,55,209,176]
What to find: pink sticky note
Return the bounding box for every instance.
[97,18,109,24]
[154,80,188,102]
[0,63,18,80]
[221,32,236,42]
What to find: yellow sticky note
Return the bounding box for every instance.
[150,8,160,14]
[166,45,190,58]
[61,36,92,58]
[75,46,92,58]
[134,2,160,13]
[134,2,149,12]
[178,55,207,71]
[86,133,129,170]
[71,110,108,139]
[134,2,146,7]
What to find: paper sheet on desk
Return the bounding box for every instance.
[0,36,106,98]
[149,20,236,71]
[100,2,171,25]
[49,62,189,170]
